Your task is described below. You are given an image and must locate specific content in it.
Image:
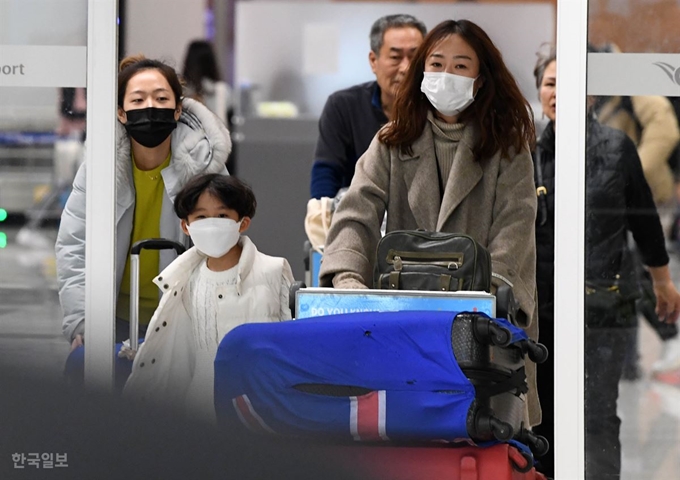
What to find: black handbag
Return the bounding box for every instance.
[585,273,640,312]
[585,282,625,312]
[374,230,492,292]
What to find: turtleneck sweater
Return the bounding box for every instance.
[427,113,465,196]
[332,114,466,291]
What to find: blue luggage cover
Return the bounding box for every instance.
[215,311,526,442]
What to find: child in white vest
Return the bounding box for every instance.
[123,173,294,422]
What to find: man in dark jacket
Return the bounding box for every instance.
[309,14,425,199]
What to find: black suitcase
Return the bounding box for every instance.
[451,312,547,453]
[63,239,186,391]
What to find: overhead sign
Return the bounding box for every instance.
[588,53,680,97]
[0,45,86,88]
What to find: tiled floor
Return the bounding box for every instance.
[0,227,68,379]
[2,224,680,479]
[619,318,680,479]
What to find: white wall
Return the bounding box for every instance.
[236,2,555,117]
[0,0,87,129]
[0,0,87,47]
[125,0,206,70]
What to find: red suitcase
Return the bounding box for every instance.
[328,443,549,480]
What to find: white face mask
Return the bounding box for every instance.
[186,217,242,258]
[420,71,477,117]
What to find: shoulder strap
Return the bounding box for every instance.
[534,145,544,189]
[534,146,548,227]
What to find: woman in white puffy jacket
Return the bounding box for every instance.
[56,55,231,351]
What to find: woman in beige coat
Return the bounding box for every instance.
[319,19,540,425]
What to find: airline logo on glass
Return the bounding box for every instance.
[654,62,680,86]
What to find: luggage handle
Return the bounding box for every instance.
[129,238,186,353]
[130,238,186,256]
[288,281,306,319]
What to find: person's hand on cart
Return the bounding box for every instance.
[333,272,369,289]
[70,333,84,352]
[649,266,680,323]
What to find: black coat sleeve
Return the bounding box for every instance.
[622,136,670,267]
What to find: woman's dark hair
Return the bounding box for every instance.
[174,174,256,221]
[117,55,183,108]
[182,40,221,99]
[379,19,535,159]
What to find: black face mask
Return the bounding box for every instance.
[123,107,178,148]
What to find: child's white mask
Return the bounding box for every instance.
[420,72,477,117]
[187,217,242,258]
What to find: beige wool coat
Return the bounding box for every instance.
[319,120,541,426]
[596,95,680,205]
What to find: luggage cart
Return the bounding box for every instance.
[217,286,548,470]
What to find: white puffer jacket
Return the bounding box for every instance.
[56,98,231,342]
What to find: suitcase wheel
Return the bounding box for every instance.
[523,340,549,364]
[472,316,512,347]
[517,426,550,457]
[489,416,514,441]
[472,408,515,442]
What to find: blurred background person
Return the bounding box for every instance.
[533,45,680,479]
[309,14,426,200]
[16,88,87,249]
[589,42,680,384]
[182,39,232,126]
[56,87,87,140]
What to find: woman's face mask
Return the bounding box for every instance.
[122,107,178,148]
[420,72,477,117]
[186,217,242,258]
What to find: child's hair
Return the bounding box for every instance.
[174,174,257,220]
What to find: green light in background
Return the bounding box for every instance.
[0,209,6,222]
[0,232,6,248]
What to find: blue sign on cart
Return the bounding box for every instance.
[295,288,495,319]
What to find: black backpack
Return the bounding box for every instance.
[373,230,492,292]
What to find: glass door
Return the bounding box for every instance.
[554,1,680,478]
